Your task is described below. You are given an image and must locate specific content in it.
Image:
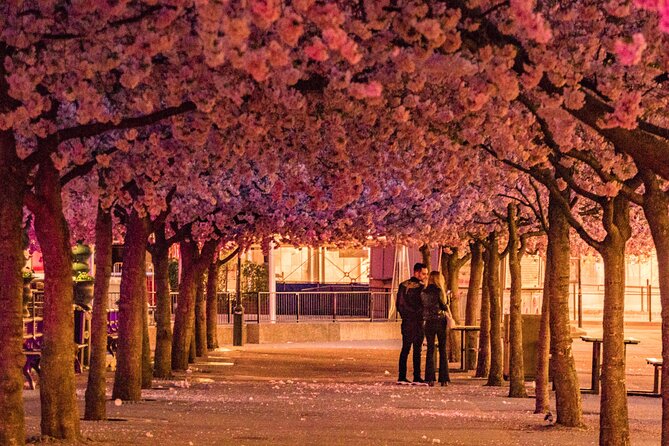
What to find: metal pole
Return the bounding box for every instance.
[296,293,300,323]
[268,241,276,323]
[233,251,244,346]
[577,257,583,328]
[369,293,374,322]
[332,293,337,322]
[256,292,260,323]
[227,293,232,324]
[646,279,653,322]
[572,283,577,321]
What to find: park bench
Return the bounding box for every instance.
[628,357,662,397]
[22,317,43,390]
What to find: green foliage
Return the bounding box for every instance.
[241,261,268,293]
[74,271,94,282]
[168,259,179,291]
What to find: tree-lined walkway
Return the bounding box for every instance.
[23,330,662,445]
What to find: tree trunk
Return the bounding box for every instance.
[188,322,196,364]
[84,205,112,420]
[535,240,551,414]
[195,273,207,358]
[475,247,491,378]
[31,159,80,439]
[112,211,149,401]
[206,261,219,350]
[507,205,527,398]
[486,233,503,386]
[446,248,469,363]
[598,196,631,446]
[639,170,669,445]
[151,233,172,379]
[0,129,27,446]
[172,241,198,370]
[440,248,449,291]
[172,240,216,370]
[465,241,483,371]
[419,244,431,271]
[547,194,583,427]
[141,292,152,389]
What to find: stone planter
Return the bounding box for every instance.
[74,280,94,310]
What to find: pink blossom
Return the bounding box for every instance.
[348,81,383,99]
[250,0,281,28]
[222,17,250,47]
[601,91,643,129]
[322,28,348,50]
[563,87,586,109]
[267,41,290,67]
[415,19,444,43]
[276,14,304,47]
[614,33,647,65]
[243,50,270,82]
[660,4,669,32]
[304,38,329,61]
[633,0,661,10]
[339,39,362,64]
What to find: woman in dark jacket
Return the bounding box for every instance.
[421,271,452,386]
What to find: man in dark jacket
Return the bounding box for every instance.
[397,262,428,384]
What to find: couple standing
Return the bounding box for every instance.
[396,262,453,386]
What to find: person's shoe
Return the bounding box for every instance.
[412,378,427,385]
[427,381,435,387]
[440,381,449,387]
[396,378,411,385]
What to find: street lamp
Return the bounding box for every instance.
[233,251,244,346]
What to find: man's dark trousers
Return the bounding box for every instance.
[398,317,424,381]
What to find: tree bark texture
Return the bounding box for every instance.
[151,231,172,379]
[419,244,431,272]
[465,241,483,371]
[507,205,527,398]
[195,274,207,358]
[112,211,150,401]
[0,129,27,446]
[598,196,631,446]
[141,292,152,389]
[475,247,491,378]
[206,261,220,350]
[445,248,470,363]
[31,158,80,439]
[486,233,503,387]
[84,205,112,420]
[547,194,583,427]
[535,239,551,414]
[172,240,216,370]
[639,170,669,445]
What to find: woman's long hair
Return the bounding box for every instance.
[428,271,447,305]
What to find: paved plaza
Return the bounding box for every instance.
[24,323,662,445]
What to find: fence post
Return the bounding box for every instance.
[572,283,576,321]
[332,294,337,322]
[369,293,374,322]
[256,292,261,323]
[296,293,300,323]
[228,294,232,324]
[646,279,653,322]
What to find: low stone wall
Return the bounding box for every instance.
[147,320,591,348]
[148,321,401,348]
